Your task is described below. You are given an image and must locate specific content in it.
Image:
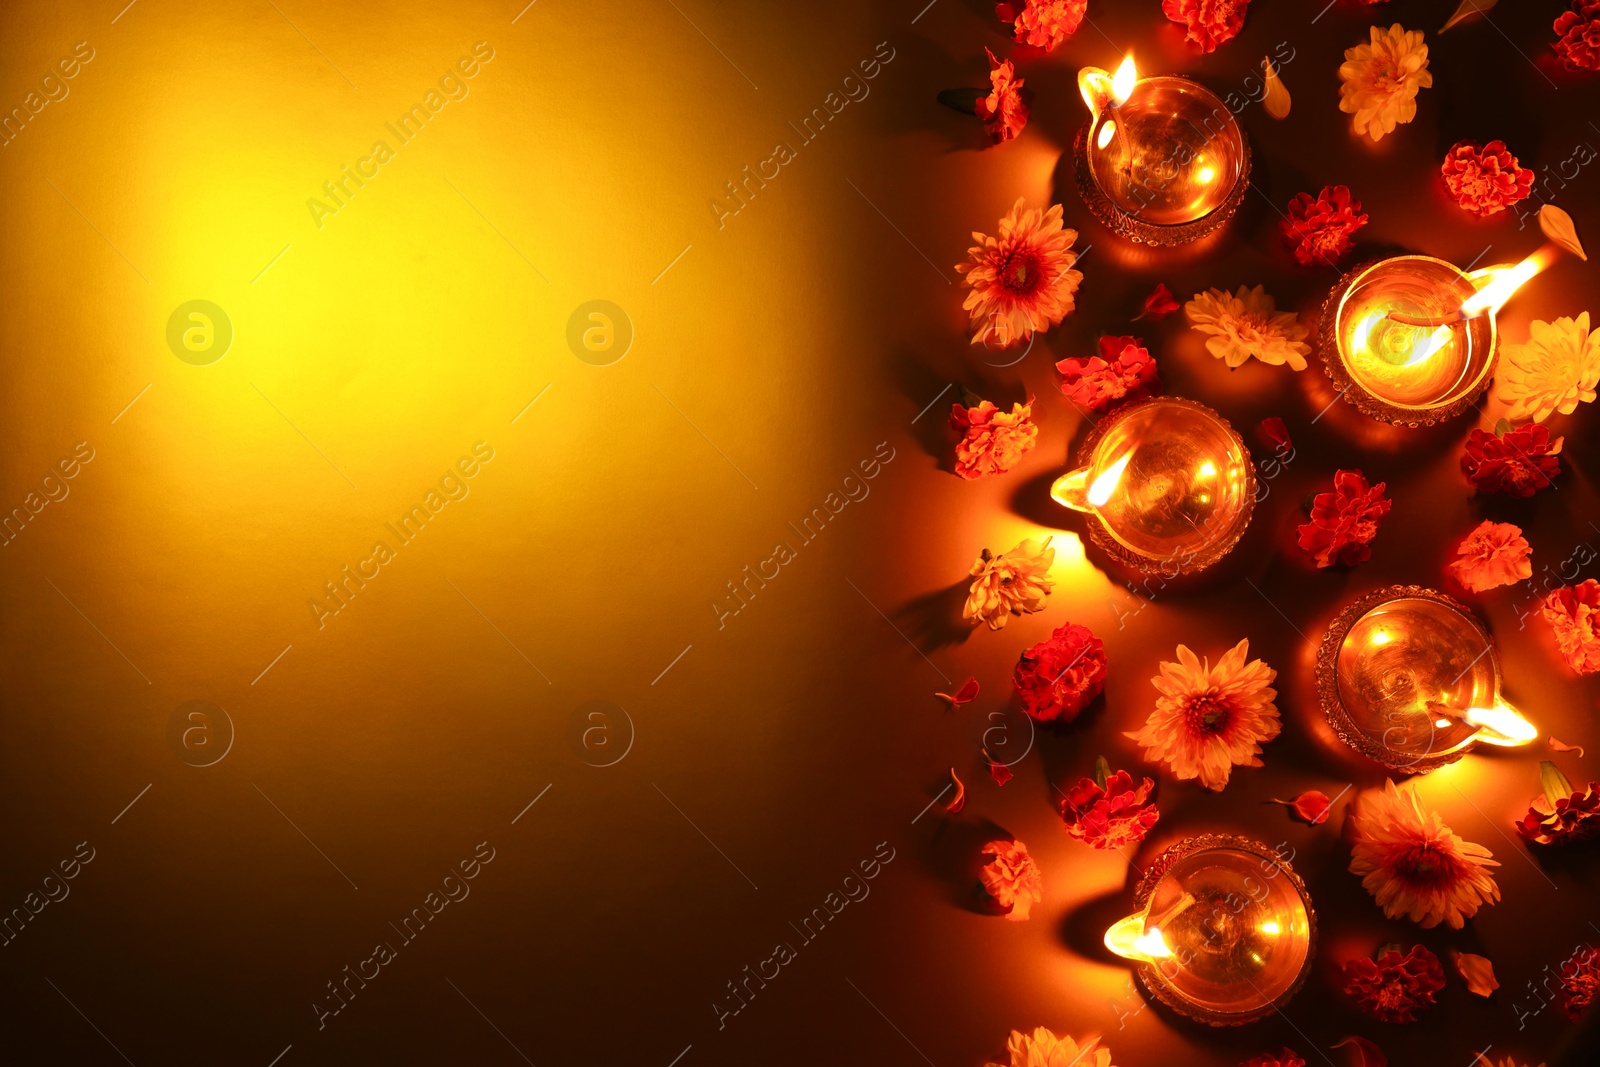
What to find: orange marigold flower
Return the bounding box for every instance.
[1561,943,1600,1019]
[1540,578,1600,674]
[1461,424,1562,497]
[996,0,1087,52]
[977,48,1029,145]
[1448,520,1532,593]
[1296,469,1391,569]
[979,838,1043,920]
[950,399,1039,480]
[1162,0,1250,53]
[1280,185,1368,267]
[1125,639,1280,791]
[1555,1,1600,72]
[1056,336,1161,413]
[964,537,1056,629]
[1442,140,1534,217]
[1060,768,1160,849]
[1013,621,1107,723]
[1348,778,1500,929]
[1341,944,1445,1023]
[957,198,1084,349]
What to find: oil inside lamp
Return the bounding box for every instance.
[1074,54,1250,245]
[1051,397,1254,575]
[1320,250,1550,425]
[1104,835,1315,1026]
[1317,585,1538,773]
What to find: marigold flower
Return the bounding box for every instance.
[1448,520,1532,593]
[996,0,1087,52]
[1341,944,1445,1023]
[1495,313,1600,424]
[1240,1051,1305,1067]
[1515,761,1600,845]
[965,537,1055,630]
[1125,639,1280,792]
[957,198,1084,349]
[1554,0,1600,72]
[1162,0,1250,53]
[986,1027,1115,1067]
[1056,336,1161,413]
[1184,285,1311,370]
[978,838,1043,920]
[1060,769,1160,849]
[1339,24,1433,142]
[1461,424,1562,497]
[950,399,1039,480]
[1013,621,1107,723]
[1280,185,1368,267]
[1560,943,1600,1019]
[1348,778,1500,929]
[1540,578,1600,674]
[977,48,1029,145]
[1442,140,1534,217]
[1296,469,1391,568]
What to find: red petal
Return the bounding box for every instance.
[945,768,967,813]
[935,675,980,707]
[1551,736,1587,757]
[1257,416,1293,456]
[1269,791,1332,825]
[1134,283,1180,320]
[989,761,1014,787]
[1449,950,1499,997]
[1332,1036,1387,1067]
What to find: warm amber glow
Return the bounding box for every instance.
[1259,921,1281,935]
[1105,913,1173,962]
[1097,120,1117,150]
[1462,701,1538,746]
[1112,54,1138,106]
[1086,452,1132,508]
[1369,629,1391,646]
[1461,248,1554,317]
[1196,165,1216,185]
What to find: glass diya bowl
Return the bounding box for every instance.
[1050,397,1255,576]
[1073,75,1251,246]
[1316,256,1499,427]
[1316,585,1537,774]
[1104,834,1316,1026]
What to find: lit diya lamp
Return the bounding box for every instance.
[1317,249,1552,426]
[1104,834,1316,1026]
[1316,585,1538,774]
[1051,397,1255,575]
[1074,55,1251,246]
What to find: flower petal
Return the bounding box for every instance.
[946,768,966,813]
[935,676,981,707]
[1541,204,1588,261]
[1262,57,1291,119]
[1450,950,1499,996]
[1550,736,1587,757]
[1441,0,1497,33]
[1332,1035,1387,1067]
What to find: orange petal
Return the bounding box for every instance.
[945,768,967,813]
[1332,1036,1387,1067]
[1268,790,1331,825]
[935,675,981,707]
[1450,950,1499,997]
[1550,736,1587,757]
[989,760,1014,787]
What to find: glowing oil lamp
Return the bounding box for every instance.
[1074,54,1251,246]
[1051,397,1255,576]
[1317,250,1551,426]
[1316,585,1538,774]
[1104,834,1316,1026]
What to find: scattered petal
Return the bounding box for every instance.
[1541,204,1588,262]
[1551,736,1587,757]
[1441,0,1496,33]
[946,768,967,813]
[935,676,981,707]
[1262,57,1291,118]
[1450,950,1500,996]
[1332,1035,1387,1067]
[1133,282,1180,321]
[1257,417,1293,456]
[989,759,1015,787]
[1269,790,1332,825]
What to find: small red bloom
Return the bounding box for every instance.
[1134,283,1180,321]
[1060,770,1160,849]
[996,0,1086,51]
[1461,424,1562,496]
[1555,1,1600,72]
[1056,336,1161,413]
[1269,790,1331,825]
[1162,0,1250,53]
[1562,943,1600,1019]
[1240,1051,1306,1067]
[1013,621,1108,723]
[1542,579,1600,674]
[1280,185,1368,267]
[1296,469,1391,568]
[1257,416,1293,456]
[1342,944,1445,1023]
[976,48,1028,145]
[1442,140,1534,217]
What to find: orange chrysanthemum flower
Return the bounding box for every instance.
[957,198,1083,349]
[1448,520,1532,593]
[979,838,1043,921]
[1348,779,1500,929]
[1125,639,1280,791]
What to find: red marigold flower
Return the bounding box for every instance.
[1448,520,1532,593]
[976,48,1029,145]
[1555,0,1600,72]
[1341,944,1446,1023]
[1060,768,1160,849]
[1517,778,1600,845]
[1056,336,1161,413]
[979,838,1043,920]
[1461,424,1562,496]
[1541,578,1600,674]
[1240,1050,1306,1067]
[996,0,1086,51]
[1013,621,1107,724]
[1296,469,1391,568]
[950,399,1039,480]
[1134,283,1181,321]
[1562,943,1600,1019]
[1280,185,1368,267]
[1442,140,1535,217]
[1162,0,1250,53]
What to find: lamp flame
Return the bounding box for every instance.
[1112,54,1138,106]
[1104,914,1173,962]
[1462,701,1538,747]
[1086,452,1132,508]
[1460,249,1554,318]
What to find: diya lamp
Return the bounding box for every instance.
[1316,585,1537,774]
[1103,834,1316,1026]
[1074,55,1251,246]
[1051,397,1255,576]
[1317,249,1551,426]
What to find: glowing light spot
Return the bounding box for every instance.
[1198,461,1217,478]
[1112,54,1138,106]
[1087,452,1132,508]
[1196,165,1216,184]
[1259,921,1281,935]
[1369,630,1391,646]
[1097,120,1117,150]
[1463,702,1537,746]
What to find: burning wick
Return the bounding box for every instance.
[1384,247,1554,327]
[1426,700,1538,747]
